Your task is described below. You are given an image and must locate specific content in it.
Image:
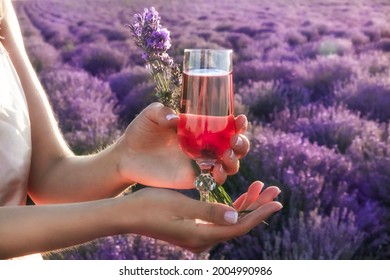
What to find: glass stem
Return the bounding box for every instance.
[195,160,216,203]
[199,190,210,202]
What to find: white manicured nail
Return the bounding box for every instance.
[166,113,179,121]
[224,211,238,224]
[242,119,248,130]
[235,136,243,147]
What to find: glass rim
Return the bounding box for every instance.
[184,48,233,53]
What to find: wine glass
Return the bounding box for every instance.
[178,49,235,202]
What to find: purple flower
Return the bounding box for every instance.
[45,234,208,260]
[39,67,121,154]
[146,28,171,52]
[129,7,168,55]
[144,7,160,28]
[141,52,149,61]
[127,7,180,110]
[160,52,174,67]
[131,22,142,37]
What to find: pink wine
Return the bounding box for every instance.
[178,114,236,160]
[180,69,234,116]
[178,69,235,160]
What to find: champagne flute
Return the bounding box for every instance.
[178,49,235,202]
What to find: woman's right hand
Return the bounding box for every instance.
[114,102,251,191]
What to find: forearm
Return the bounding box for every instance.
[28,139,134,204]
[0,197,124,259]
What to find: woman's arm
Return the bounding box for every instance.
[0,184,282,259]
[1,0,135,204]
[0,197,123,259]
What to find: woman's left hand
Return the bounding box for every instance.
[118,182,282,253]
[115,102,250,189]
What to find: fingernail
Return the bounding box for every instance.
[242,119,248,130]
[224,211,238,224]
[166,113,179,121]
[229,150,235,160]
[275,202,283,211]
[235,136,243,147]
[219,164,224,173]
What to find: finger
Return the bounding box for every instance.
[212,163,227,185]
[247,186,281,210]
[220,149,239,175]
[238,201,283,227]
[192,201,239,225]
[233,193,246,210]
[200,201,283,242]
[235,114,248,134]
[237,181,264,211]
[144,102,179,129]
[230,134,250,159]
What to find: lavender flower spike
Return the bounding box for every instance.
[127,7,179,110]
[144,7,160,28]
[147,28,171,52]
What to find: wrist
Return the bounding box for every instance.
[112,194,141,235]
[114,134,141,187]
[109,136,137,187]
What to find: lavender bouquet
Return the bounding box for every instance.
[127,7,233,206]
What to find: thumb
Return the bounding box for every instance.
[144,102,179,129]
[194,201,239,225]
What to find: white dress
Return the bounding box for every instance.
[0,41,41,259]
[0,41,31,206]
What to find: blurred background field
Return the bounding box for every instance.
[14,0,390,259]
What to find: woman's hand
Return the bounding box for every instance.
[119,182,282,253]
[116,102,250,189]
[233,181,281,212]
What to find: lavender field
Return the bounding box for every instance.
[15,0,390,259]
